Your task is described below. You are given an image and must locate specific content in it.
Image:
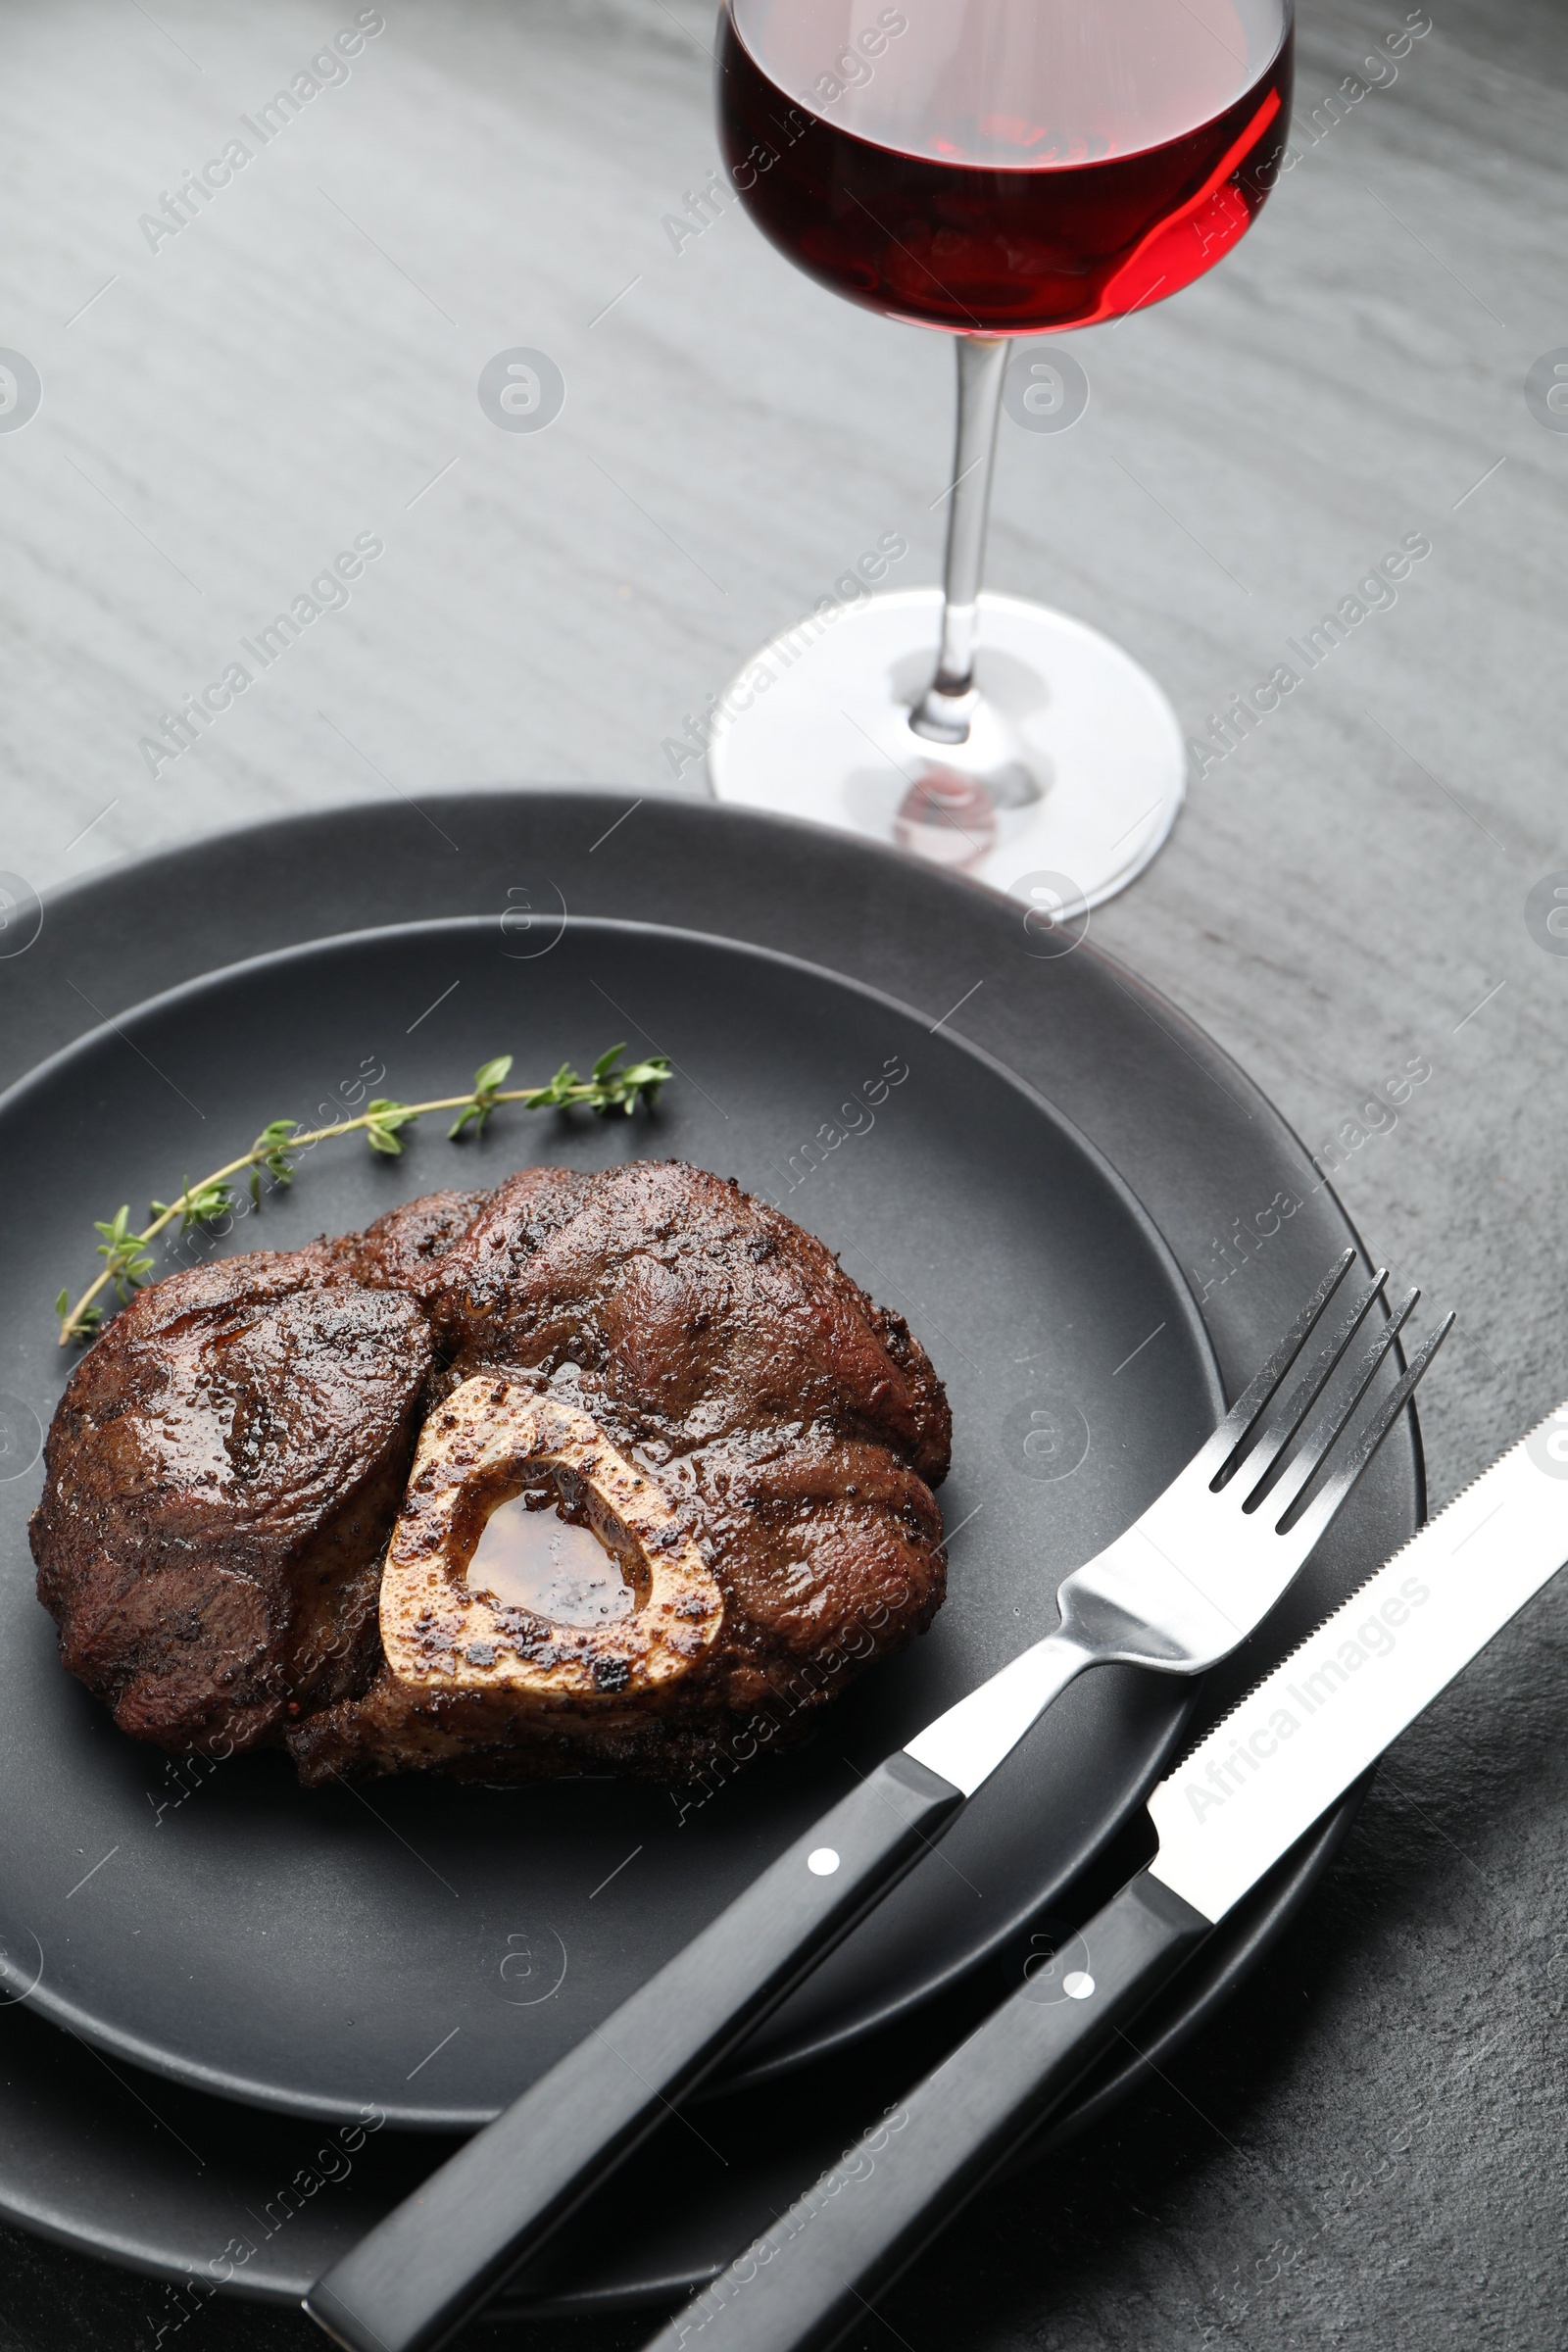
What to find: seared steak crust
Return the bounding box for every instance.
[426,1162,947,1466]
[33,1162,951,1786]
[325,1189,489,1292]
[31,1250,431,1755]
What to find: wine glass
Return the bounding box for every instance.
[707,0,1293,906]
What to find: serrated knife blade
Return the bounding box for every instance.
[1149,1399,1568,1925]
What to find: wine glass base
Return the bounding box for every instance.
[706,589,1187,909]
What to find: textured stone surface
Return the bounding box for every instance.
[0,0,1564,2343]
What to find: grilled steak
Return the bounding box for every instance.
[33,1162,951,1786]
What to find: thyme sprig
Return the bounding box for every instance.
[55,1044,669,1346]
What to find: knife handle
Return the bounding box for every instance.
[639,1870,1210,2352]
[304,1752,963,2352]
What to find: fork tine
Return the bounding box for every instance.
[1260,1285,1419,1521]
[1205,1249,1356,1485]
[1276,1307,1455,1545]
[1238,1268,1392,1503]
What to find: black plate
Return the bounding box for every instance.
[0,914,1222,2129]
[0,793,1422,2312]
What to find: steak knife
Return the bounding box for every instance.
[635,1402,1568,2352]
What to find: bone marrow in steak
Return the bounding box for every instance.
[32,1161,951,1786]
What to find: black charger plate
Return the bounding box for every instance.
[0,915,1220,2126]
[0,793,1422,2310]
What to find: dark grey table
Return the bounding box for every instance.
[1,1,1565,2346]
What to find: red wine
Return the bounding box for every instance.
[717,0,1293,333]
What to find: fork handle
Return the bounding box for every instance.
[637,1869,1210,2352]
[305,1753,963,2352]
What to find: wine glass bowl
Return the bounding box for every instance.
[718,0,1293,334]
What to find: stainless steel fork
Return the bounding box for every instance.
[305,1249,1451,2352]
[910,1249,1451,1791]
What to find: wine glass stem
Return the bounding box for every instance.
[910,334,1011,745]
